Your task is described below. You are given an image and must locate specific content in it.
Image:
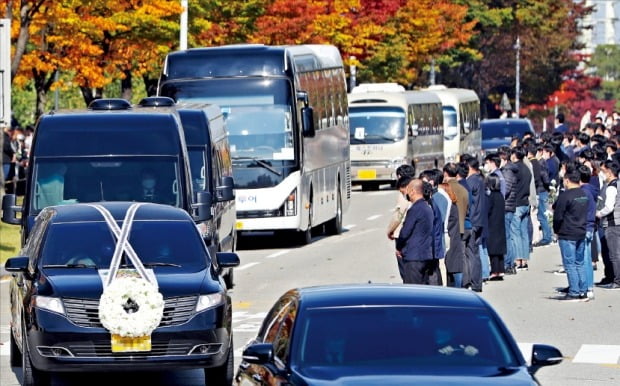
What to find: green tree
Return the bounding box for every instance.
[590,44,620,107]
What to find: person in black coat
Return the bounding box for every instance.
[486,174,507,280]
[440,182,465,288]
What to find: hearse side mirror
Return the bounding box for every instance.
[2,194,22,225]
[242,343,274,365]
[193,191,213,222]
[216,176,235,202]
[216,252,240,269]
[5,256,31,278]
[529,344,563,374]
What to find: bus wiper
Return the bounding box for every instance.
[232,156,282,176]
[350,137,366,144]
[43,264,98,269]
[365,134,398,141]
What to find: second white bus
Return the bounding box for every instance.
[348,86,444,189]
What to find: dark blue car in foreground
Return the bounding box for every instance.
[3,202,240,386]
[236,285,562,385]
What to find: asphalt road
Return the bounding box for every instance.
[1,186,619,385]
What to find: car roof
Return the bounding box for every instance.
[45,202,192,224]
[296,284,488,309]
[481,118,532,126]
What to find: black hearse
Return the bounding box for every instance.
[4,202,239,386]
[2,98,237,285]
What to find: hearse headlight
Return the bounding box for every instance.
[34,296,65,315]
[196,293,224,312]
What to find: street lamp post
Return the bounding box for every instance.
[180,0,188,50]
[515,36,520,117]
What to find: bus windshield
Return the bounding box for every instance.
[349,107,406,144]
[160,78,295,163]
[31,157,181,212]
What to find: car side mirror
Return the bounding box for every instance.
[193,191,213,222]
[2,194,21,225]
[242,343,274,365]
[301,106,315,138]
[5,256,30,274]
[216,176,235,202]
[216,252,240,269]
[529,344,563,374]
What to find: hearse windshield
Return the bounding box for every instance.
[160,78,297,189]
[41,220,208,272]
[349,106,406,144]
[30,157,181,213]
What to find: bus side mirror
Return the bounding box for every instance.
[216,176,235,202]
[302,106,315,138]
[409,125,419,137]
[2,194,21,225]
[193,191,213,222]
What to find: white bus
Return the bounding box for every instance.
[348,85,444,189]
[426,85,481,162]
[158,44,351,244]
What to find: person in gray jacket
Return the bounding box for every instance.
[596,160,620,289]
[499,146,519,274]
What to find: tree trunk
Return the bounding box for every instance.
[143,75,159,97]
[121,70,132,101]
[10,0,46,81]
[79,87,103,107]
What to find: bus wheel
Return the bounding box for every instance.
[325,188,342,235]
[297,203,313,245]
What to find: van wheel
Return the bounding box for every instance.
[22,330,50,386]
[325,188,342,235]
[10,329,22,367]
[204,343,233,386]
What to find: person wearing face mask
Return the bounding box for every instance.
[483,153,506,197]
[396,179,435,284]
[387,175,414,281]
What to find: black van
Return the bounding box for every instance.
[4,202,239,386]
[2,99,235,277]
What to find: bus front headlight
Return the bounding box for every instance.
[285,189,297,216]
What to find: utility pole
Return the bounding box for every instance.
[180,0,188,50]
[430,59,436,86]
[349,56,357,91]
[515,36,521,117]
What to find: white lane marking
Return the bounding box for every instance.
[266,250,289,259]
[573,345,620,364]
[236,262,261,271]
[366,215,382,221]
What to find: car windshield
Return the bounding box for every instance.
[31,157,181,212]
[482,121,532,140]
[40,221,208,271]
[294,306,520,374]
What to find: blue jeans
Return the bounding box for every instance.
[511,206,530,261]
[584,231,594,291]
[479,242,490,280]
[537,192,552,244]
[2,164,10,182]
[448,272,463,288]
[504,212,514,269]
[558,239,587,296]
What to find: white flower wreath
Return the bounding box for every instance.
[99,277,165,338]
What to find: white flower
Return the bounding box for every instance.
[99,277,165,337]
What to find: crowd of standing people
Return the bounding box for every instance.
[389,110,620,302]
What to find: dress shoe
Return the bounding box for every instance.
[598,283,620,290]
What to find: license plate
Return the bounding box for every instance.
[236,221,244,230]
[111,334,151,353]
[357,169,377,179]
